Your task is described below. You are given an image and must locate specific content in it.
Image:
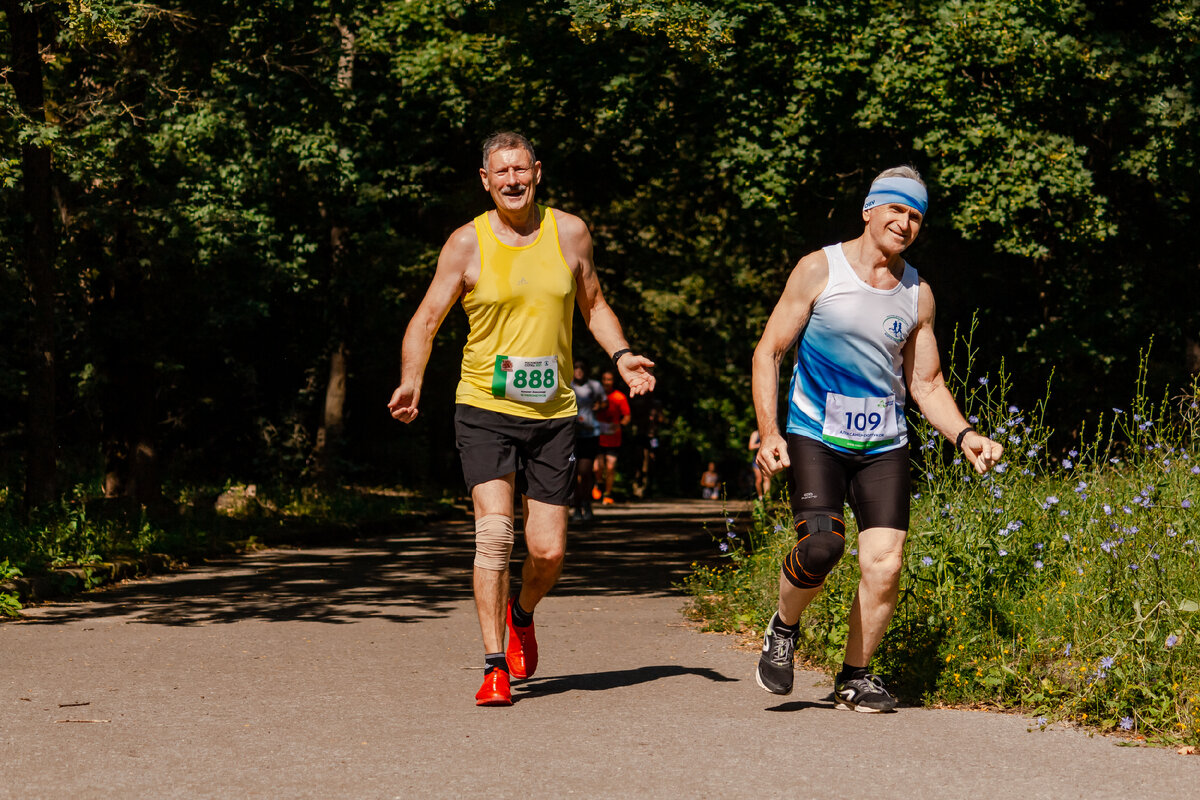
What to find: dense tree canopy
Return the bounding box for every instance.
[2,0,1197,504]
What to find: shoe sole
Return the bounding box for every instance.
[754,664,793,696]
[834,699,894,713]
[476,697,513,707]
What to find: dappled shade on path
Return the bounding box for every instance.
[17,500,743,627]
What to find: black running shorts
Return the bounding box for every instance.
[454,404,577,505]
[786,434,911,531]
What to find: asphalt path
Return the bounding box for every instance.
[2,499,1197,799]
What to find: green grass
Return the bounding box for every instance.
[0,483,442,617]
[686,334,1200,745]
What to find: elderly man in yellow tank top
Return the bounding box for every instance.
[388,132,656,706]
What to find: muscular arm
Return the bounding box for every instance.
[559,212,656,396]
[904,281,1003,473]
[752,251,829,476]
[386,225,476,423]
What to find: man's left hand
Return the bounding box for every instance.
[617,354,656,396]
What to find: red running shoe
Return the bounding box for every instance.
[506,597,539,679]
[475,668,512,706]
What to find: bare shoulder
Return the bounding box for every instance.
[794,248,830,279]
[784,248,831,298]
[550,209,593,268]
[916,276,936,322]
[551,208,589,238]
[435,221,478,274]
[443,221,478,258]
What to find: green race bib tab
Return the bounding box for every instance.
[822,392,897,450]
[491,355,559,404]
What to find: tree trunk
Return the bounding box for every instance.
[312,18,356,484]
[97,222,162,508]
[5,1,58,508]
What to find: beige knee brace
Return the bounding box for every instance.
[474,514,514,571]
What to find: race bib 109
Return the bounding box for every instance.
[821,392,897,450]
[491,355,558,404]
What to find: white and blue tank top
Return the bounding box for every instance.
[786,243,920,454]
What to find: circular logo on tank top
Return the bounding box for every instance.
[882,315,906,343]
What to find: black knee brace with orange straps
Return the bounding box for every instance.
[781,512,846,589]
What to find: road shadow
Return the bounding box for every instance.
[765,699,838,713]
[515,664,738,701]
[14,500,741,628]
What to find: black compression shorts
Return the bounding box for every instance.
[786,434,911,531]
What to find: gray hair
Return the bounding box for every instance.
[871,164,925,188]
[481,131,537,170]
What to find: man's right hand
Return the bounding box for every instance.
[756,431,790,477]
[387,384,421,423]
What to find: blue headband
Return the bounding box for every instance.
[862,177,928,215]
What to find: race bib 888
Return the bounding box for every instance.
[491,355,558,404]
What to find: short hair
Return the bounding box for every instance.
[871,164,925,188]
[481,131,536,170]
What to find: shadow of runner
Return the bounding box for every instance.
[514,664,738,700]
[765,699,838,713]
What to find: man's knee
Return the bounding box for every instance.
[530,545,565,570]
[474,514,514,571]
[781,512,846,589]
[861,549,904,585]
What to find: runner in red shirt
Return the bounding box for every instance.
[593,370,631,505]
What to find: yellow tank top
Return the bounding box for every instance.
[454,206,578,419]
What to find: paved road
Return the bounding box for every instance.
[2,500,1196,799]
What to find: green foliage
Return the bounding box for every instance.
[686,346,1200,745]
[2,0,1199,500]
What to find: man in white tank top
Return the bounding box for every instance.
[750,166,1004,711]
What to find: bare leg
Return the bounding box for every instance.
[593,454,606,498]
[517,496,568,612]
[471,476,516,653]
[777,573,823,626]
[843,526,906,666]
[575,455,595,510]
[603,454,618,497]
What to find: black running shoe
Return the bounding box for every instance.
[833,673,897,713]
[755,612,797,695]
